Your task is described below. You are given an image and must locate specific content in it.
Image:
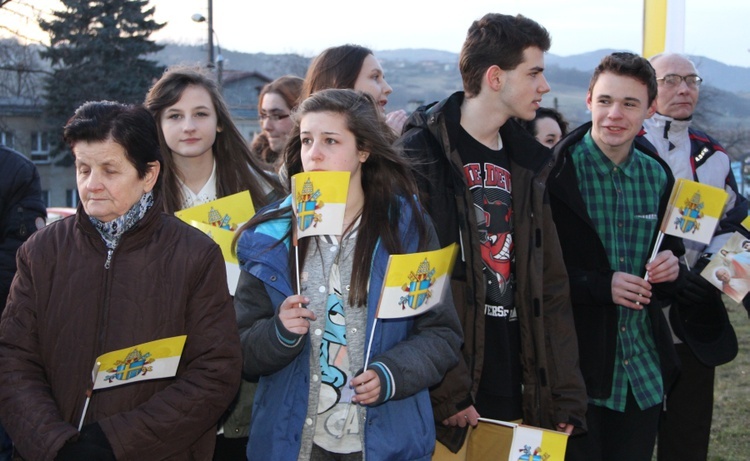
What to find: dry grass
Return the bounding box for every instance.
[708,297,750,460]
[649,296,749,461]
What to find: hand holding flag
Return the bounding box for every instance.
[641,178,728,285]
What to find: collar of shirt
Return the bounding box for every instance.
[581,130,639,180]
[177,158,218,208]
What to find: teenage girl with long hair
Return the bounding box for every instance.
[234,89,462,460]
[145,66,283,214]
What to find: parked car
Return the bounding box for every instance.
[46,207,76,225]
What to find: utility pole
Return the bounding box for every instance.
[207,0,214,68]
[192,0,222,90]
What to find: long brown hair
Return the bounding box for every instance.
[238,89,429,307]
[300,45,372,100]
[145,65,283,213]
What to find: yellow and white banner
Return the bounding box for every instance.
[643,0,685,58]
[508,425,568,461]
[175,190,256,231]
[479,418,569,461]
[375,243,458,319]
[92,335,187,390]
[660,178,728,245]
[291,171,350,239]
[176,190,256,294]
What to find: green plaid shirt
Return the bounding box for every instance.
[572,131,666,412]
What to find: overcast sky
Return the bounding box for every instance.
[3,0,749,67]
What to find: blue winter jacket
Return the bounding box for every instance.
[235,195,462,461]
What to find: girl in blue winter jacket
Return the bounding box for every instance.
[233,89,462,461]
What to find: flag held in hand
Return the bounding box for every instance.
[92,335,187,390]
[375,243,458,319]
[175,190,256,231]
[478,418,569,461]
[660,178,728,245]
[291,171,350,239]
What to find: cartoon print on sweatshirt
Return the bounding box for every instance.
[316,262,359,450]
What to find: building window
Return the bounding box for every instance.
[0,131,13,148]
[66,189,79,208]
[30,131,50,163]
[41,190,50,207]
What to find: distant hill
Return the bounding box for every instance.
[154,42,750,131]
[377,49,459,64]
[545,49,750,94]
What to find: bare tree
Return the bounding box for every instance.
[0,38,46,105]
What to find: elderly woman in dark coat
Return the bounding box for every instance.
[0,101,241,461]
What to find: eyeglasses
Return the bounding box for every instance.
[656,74,703,88]
[259,113,290,122]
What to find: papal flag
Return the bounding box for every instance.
[175,190,256,231]
[92,335,187,390]
[188,220,240,295]
[643,0,686,58]
[508,424,569,461]
[375,243,458,319]
[477,418,569,461]
[660,178,728,245]
[291,171,350,239]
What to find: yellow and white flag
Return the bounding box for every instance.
[508,425,569,461]
[188,221,240,295]
[176,191,255,294]
[92,335,187,390]
[478,418,569,461]
[175,190,256,231]
[291,171,350,239]
[375,243,458,319]
[660,178,728,245]
[643,0,686,58]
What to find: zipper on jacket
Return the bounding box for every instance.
[90,248,115,423]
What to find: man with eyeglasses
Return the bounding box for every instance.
[635,53,748,461]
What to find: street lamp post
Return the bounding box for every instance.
[191,0,223,89]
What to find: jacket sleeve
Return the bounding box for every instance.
[539,206,588,430]
[0,158,45,313]
[707,141,750,253]
[97,244,242,460]
[234,269,306,380]
[0,243,78,461]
